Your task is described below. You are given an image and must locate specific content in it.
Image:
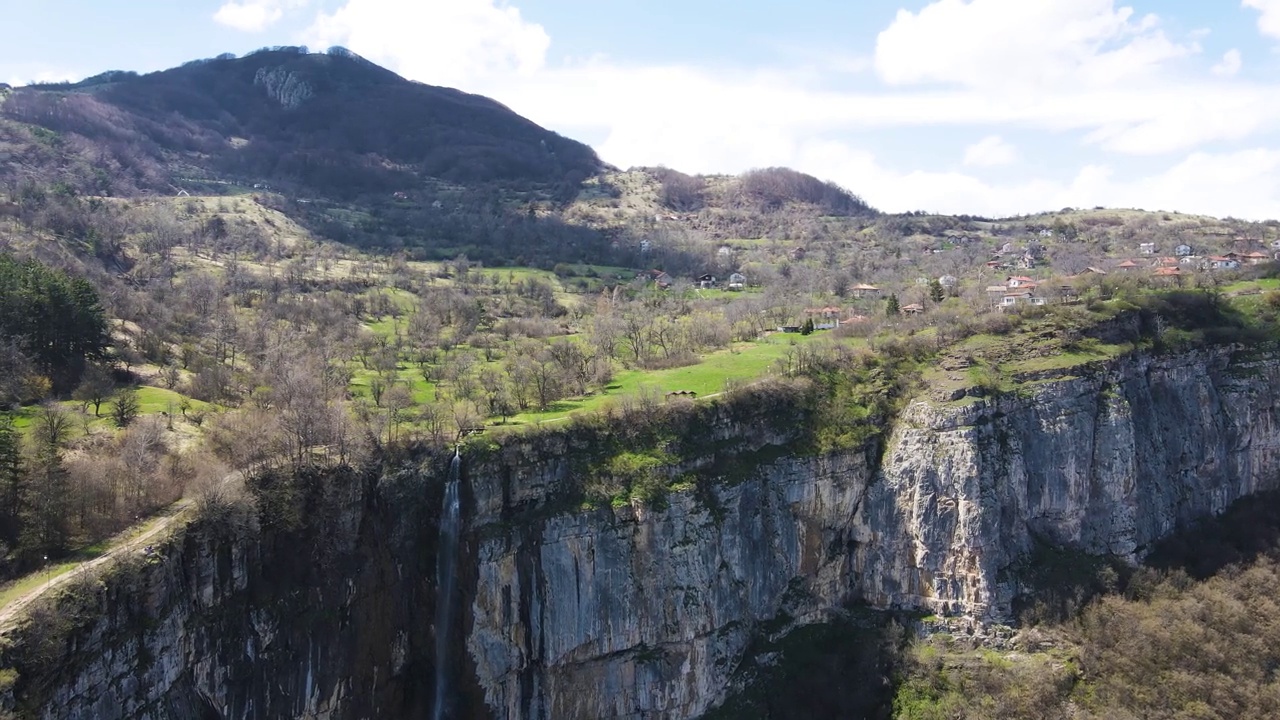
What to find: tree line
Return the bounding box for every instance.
[0,254,108,402]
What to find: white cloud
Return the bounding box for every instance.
[304,0,549,90]
[963,135,1018,166]
[1244,0,1280,40]
[1212,49,1243,76]
[291,0,1280,219]
[797,143,1280,220]
[214,0,307,33]
[874,0,1194,91]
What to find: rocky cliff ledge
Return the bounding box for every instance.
[4,345,1278,719]
[465,345,1280,718]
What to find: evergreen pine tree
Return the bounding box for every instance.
[0,415,22,544]
[886,294,900,316]
[19,406,70,560]
[928,279,946,304]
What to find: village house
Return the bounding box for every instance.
[1000,290,1046,309]
[1006,275,1036,289]
[1115,259,1141,272]
[1138,242,1157,255]
[648,270,673,289]
[1270,239,1280,251]
[850,283,882,298]
[1054,278,1081,303]
[1179,255,1202,267]
[805,306,844,320]
[803,306,845,330]
[1209,256,1241,270]
[1154,267,1183,279]
[727,272,746,290]
[938,275,958,289]
[1241,251,1271,265]
[901,303,925,315]
[1174,244,1194,257]
[696,273,718,289]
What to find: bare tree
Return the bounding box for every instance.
[73,363,115,416]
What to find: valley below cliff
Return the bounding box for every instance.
[4,342,1279,720]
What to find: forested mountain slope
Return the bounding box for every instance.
[0,47,600,200]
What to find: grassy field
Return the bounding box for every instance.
[507,331,828,424]
[1224,278,1280,294]
[366,314,408,341]
[9,386,210,435]
[923,321,1136,404]
[350,365,438,405]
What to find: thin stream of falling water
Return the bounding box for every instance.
[431,449,462,720]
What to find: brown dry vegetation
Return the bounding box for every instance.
[895,489,1280,720]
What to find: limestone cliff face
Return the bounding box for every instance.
[5,346,1280,720]
[856,346,1280,621]
[466,450,872,720]
[461,346,1280,718]
[1,465,459,720]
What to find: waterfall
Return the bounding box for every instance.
[431,449,462,720]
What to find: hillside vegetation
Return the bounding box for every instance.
[2,46,598,198]
[894,488,1280,720]
[4,47,1280,652]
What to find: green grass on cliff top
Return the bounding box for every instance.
[508,332,829,425]
[9,386,210,435]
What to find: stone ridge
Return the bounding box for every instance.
[5,346,1279,719]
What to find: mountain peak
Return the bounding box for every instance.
[2,48,600,199]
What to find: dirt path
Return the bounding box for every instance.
[0,497,198,630]
[0,481,215,627]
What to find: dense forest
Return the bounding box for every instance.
[0,254,107,400]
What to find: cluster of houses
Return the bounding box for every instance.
[1114,248,1274,275]
[647,270,747,291]
[640,231,1280,325]
[778,306,871,333]
[983,275,1053,308]
[978,241,1278,309]
[986,241,1045,271]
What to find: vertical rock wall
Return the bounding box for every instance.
[6,346,1280,720]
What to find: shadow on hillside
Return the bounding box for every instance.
[1012,488,1280,625]
[1145,488,1280,580]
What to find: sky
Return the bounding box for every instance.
[5,0,1280,219]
